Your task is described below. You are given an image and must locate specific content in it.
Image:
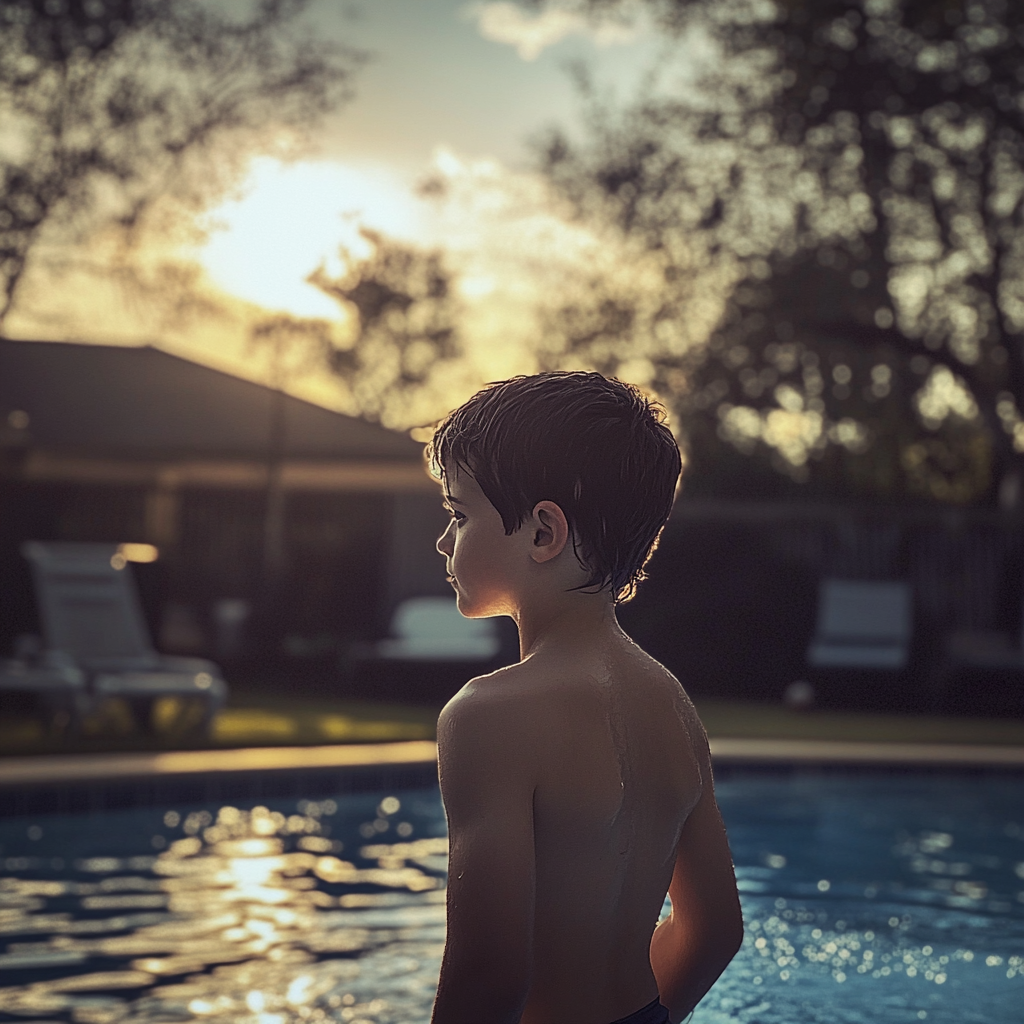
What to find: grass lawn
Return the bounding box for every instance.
[694,701,1024,746]
[0,693,440,757]
[2,692,1024,757]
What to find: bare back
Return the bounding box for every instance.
[490,635,705,1023]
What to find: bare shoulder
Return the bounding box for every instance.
[665,667,712,774]
[625,642,713,795]
[627,639,708,729]
[436,663,546,777]
[438,662,539,730]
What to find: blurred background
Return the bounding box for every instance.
[2,0,1023,754]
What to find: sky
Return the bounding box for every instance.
[317,0,657,172]
[200,0,666,321]
[9,0,687,421]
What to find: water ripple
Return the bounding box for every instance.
[0,792,447,1023]
[1,773,1022,1023]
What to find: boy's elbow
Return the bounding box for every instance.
[653,901,743,1021]
[679,924,742,1024]
[720,914,744,964]
[700,911,742,980]
[695,901,744,998]
[709,894,743,975]
[724,896,744,956]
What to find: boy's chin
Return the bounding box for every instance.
[454,592,481,617]
[454,590,499,619]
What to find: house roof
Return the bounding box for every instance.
[0,339,424,462]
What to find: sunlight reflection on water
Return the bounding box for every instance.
[1,774,1022,1023]
[0,793,448,1023]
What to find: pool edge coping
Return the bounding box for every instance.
[0,741,439,787]
[1,736,1023,787]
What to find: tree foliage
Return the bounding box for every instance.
[311,231,461,425]
[252,231,464,427]
[538,0,1024,503]
[0,0,357,327]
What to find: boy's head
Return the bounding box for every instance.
[427,371,682,603]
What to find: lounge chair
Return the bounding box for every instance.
[21,541,227,735]
[929,621,1024,714]
[375,596,501,661]
[807,578,913,671]
[0,641,88,735]
[343,596,504,703]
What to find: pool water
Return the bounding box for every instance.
[0,771,1021,1023]
[708,772,1024,1024]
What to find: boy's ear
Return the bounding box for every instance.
[529,501,569,563]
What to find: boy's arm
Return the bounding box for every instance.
[431,691,535,1024]
[649,736,743,1024]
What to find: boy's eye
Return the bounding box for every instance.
[443,504,466,523]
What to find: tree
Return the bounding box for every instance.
[307,229,464,427]
[245,231,464,429]
[536,0,1024,504]
[0,0,358,329]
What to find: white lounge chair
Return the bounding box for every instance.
[21,541,228,735]
[342,596,505,704]
[0,645,88,735]
[376,596,501,661]
[807,579,912,671]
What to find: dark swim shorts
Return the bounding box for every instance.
[607,997,672,1024]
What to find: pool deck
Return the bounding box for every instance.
[1,736,1023,789]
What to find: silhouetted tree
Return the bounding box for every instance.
[308,230,463,426]
[248,232,463,428]
[0,0,358,328]
[537,0,1024,504]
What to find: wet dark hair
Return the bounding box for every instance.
[426,371,682,603]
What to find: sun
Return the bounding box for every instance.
[198,157,427,319]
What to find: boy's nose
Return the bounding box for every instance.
[436,520,454,556]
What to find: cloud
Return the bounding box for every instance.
[419,145,728,389]
[465,2,642,61]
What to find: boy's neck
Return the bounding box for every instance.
[514,591,622,661]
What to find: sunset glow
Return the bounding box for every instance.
[198,158,428,320]
[2,0,679,426]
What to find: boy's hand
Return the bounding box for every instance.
[431,686,535,1024]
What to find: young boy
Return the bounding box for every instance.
[426,372,743,1024]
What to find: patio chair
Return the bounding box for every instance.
[928,616,1024,715]
[21,541,228,735]
[343,596,504,703]
[807,579,913,671]
[375,596,501,661]
[0,642,88,735]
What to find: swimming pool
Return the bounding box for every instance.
[0,770,1020,1023]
